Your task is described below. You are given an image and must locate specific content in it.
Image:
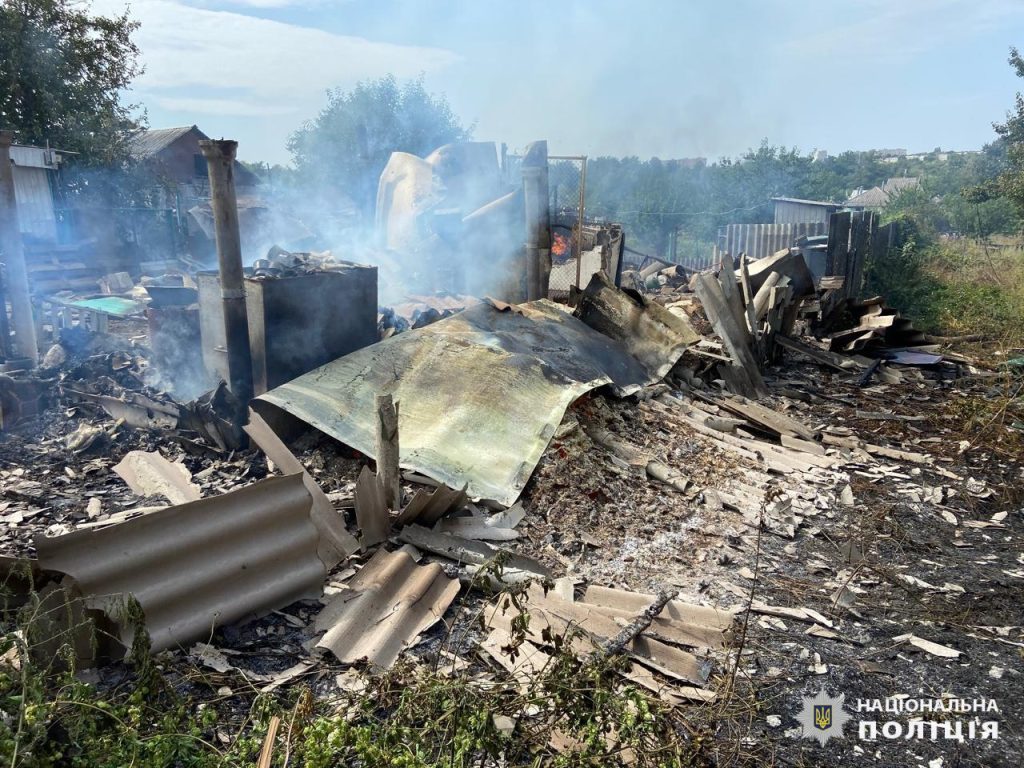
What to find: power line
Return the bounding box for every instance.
[590,202,767,218]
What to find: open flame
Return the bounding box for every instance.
[551,232,569,257]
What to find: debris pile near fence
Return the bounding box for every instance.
[0,237,1014,765]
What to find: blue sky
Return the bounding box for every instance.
[91,0,1024,165]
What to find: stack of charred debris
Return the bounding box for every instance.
[0,224,965,709]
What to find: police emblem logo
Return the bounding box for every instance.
[795,688,850,746]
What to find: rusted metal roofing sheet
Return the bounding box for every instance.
[315,548,460,667]
[256,281,697,505]
[35,474,325,654]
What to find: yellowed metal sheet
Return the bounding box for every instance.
[256,290,697,505]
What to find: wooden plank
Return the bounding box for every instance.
[374,394,401,510]
[693,273,767,397]
[716,394,816,441]
[847,211,871,300]
[739,255,758,337]
[775,334,861,372]
[825,211,851,283]
[718,258,751,348]
[752,271,782,321]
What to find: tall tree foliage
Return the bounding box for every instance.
[0,0,143,164]
[992,47,1024,217]
[288,75,470,216]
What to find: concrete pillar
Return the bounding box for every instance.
[0,131,38,364]
[198,139,253,404]
[522,140,550,301]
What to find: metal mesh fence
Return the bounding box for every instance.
[547,156,586,298]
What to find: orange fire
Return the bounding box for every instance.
[551,232,569,257]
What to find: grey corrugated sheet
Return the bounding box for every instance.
[315,548,459,667]
[255,276,698,505]
[36,473,325,654]
[718,222,827,261]
[127,126,197,159]
[11,165,56,240]
[10,145,59,169]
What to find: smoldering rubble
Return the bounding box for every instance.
[0,139,1020,766]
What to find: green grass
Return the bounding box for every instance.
[864,234,1024,343]
[0,570,713,767]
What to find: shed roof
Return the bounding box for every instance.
[771,197,840,208]
[127,126,202,160]
[10,145,62,170]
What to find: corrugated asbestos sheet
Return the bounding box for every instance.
[315,548,460,667]
[12,165,56,241]
[255,276,698,505]
[36,474,325,654]
[717,222,827,261]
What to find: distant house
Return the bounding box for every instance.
[127,125,260,211]
[845,177,919,210]
[125,126,262,265]
[771,197,842,226]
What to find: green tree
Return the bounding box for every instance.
[288,75,470,217]
[992,47,1024,216]
[0,0,143,164]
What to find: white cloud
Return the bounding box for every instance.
[91,0,458,116]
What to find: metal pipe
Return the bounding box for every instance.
[0,131,38,364]
[198,139,253,404]
[574,156,587,295]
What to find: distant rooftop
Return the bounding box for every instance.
[771,197,840,207]
[127,126,200,159]
[845,177,919,208]
[882,177,919,194]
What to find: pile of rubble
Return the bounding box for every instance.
[0,244,1020,765]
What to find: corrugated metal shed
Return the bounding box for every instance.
[717,222,827,261]
[772,197,840,225]
[36,473,326,654]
